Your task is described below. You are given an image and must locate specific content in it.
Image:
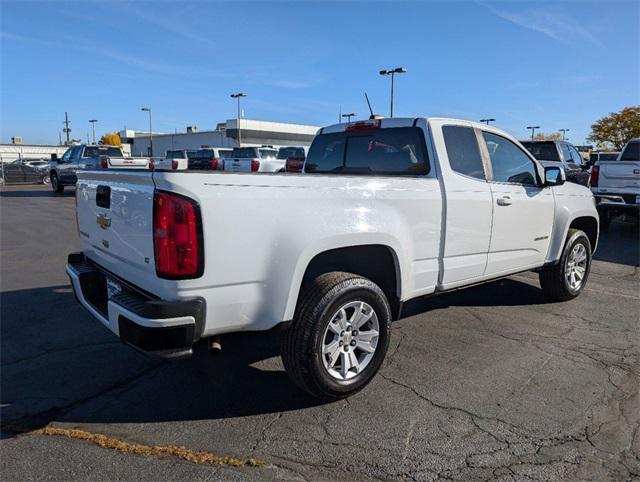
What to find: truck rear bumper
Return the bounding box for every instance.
[594,193,640,212]
[66,252,205,359]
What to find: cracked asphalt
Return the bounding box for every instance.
[1,184,639,481]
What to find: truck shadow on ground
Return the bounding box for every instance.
[592,219,639,266]
[2,276,555,435]
[0,188,75,198]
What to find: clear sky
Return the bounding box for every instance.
[1,1,638,145]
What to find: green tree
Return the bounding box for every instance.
[100,132,122,146]
[588,106,640,150]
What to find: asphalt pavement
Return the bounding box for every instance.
[1,184,638,481]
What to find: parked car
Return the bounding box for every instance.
[185,148,233,171]
[50,145,151,193]
[591,138,640,230]
[68,117,598,401]
[153,150,196,170]
[278,146,309,173]
[521,140,591,186]
[589,151,619,167]
[223,146,281,172]
[0,158,50,185]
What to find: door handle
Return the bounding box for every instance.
[497,196,512,206]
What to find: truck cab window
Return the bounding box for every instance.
[306,127,428,175]
[442,125,485,179]
[482,132,538,185]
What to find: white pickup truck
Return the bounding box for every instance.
[67,117,598,400]
[50,144,151,193]
[591,137,640,230]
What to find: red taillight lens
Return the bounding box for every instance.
[286,157,305,172]
[172,160,179,170]
[251,159,260,172]
[153,191,203,279]
[590,165,599,187]
[100,158,108,168]
[149,159,155,170]
[210,158,219,170]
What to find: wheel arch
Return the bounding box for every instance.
[285,243,403,321]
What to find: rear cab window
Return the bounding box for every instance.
[620,140,639,161]
[83,146,123,158]
[278,147,305,159]
[166,150,187,159]
[521,141,561,162]
[305,127,429,175]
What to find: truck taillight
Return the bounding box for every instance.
[286,157,305,172]
[172,160,179,170]
[251,159,260,172]
[153,191,203,279]
[590,165,599,187]
[149,159,155,170]
[100,158,108,168]
[210,158,219,170]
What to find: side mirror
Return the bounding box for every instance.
[544,166,565,186]
[51,153,59,162]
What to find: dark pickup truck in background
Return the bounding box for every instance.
[521,140,591,187]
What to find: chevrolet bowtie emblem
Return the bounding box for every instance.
[96,213,111,229]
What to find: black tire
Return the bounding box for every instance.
[51,172,64,193]
[281,272,391,401]
[539,228,592,302]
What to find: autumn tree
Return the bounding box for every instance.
[100,132,122,146]
[533,132,562,141]
[588,106,640,150]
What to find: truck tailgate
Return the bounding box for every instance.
[598,161,640,192]
[76,170,156,286]
[107,157,150,168]
[223,158,252,172]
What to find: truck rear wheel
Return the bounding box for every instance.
[539,229,592,302]
[51,172,64,193]
[281,272,391,401]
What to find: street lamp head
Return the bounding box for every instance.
[393,67,407,74]
[341,112,356,118]
[527,126,540,129]
[89,119,97,123]
[379,69,391,76]
[230,92,247,98]
[141,107,150,112]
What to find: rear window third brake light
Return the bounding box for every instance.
[345,119,381,132]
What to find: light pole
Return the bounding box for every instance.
[379,67,406,118]
[480,118,495,125]
[341,112,356,124]
[527,125,540,141]
[230,93,247,147]
[89,119,97,144]
[141,107,153,156]
[559,128,570,140]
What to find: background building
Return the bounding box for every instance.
[123,118,319,157]
[0,141,67,163]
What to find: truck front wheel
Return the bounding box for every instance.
[281,272,391,401]
[51,172,64,193]
[539,228,592,302]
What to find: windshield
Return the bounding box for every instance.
[277,147,305,159]
[305,127,429,175]
[84,146,124,158]
[620,141,639,161]
[520,142,560,161]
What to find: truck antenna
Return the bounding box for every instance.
[365,92,374,118]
